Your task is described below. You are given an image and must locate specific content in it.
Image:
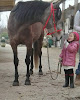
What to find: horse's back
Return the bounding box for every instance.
[9,1,50,26]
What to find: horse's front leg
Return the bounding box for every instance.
[30,48,34,75]
[12,46,19,86]
[39,50,43,75]
[25,50,31,85]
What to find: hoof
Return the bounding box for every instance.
[30,70,33,75]
[13,81,19,86]
[39,71,43,75]
[25,80,31,85]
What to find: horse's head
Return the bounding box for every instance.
[52,22,64,41]
[43,1,62,28]
[43,0,66,37]
[46,22,63,41]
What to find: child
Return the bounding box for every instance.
[59,32,79,88]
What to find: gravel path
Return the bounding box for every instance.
[0,44,80,100]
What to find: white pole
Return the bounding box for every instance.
[62,1,65,32]
[74,0,78,15]
[0,13,1,21]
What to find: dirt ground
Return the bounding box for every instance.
[0,44,80,100]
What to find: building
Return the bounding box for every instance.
[0,0,15,12]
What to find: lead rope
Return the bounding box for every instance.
[46,37,62,80]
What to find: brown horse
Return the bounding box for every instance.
[8,1,64,86]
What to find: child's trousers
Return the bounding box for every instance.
[63,69,74,88]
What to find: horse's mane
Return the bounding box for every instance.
[11,1,50,24]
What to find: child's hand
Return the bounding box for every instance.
[59,57,62,63]
[64,40,69,48]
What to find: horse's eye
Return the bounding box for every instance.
[55,7,61,21]
[58,8,61,20]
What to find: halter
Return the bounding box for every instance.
[43,3,62,35]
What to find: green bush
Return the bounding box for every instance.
[0,32,9,39]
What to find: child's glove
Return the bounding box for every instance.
[64,40,69,48]
[59,57,62,63]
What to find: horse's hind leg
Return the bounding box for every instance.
[11,45,19,86]
[30,48,34,75]
[38,34,44,75]
[39,50,43,75]
[25,48,31,85]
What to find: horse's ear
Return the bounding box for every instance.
[52,0,66,6]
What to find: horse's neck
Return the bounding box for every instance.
[42,6,50,25]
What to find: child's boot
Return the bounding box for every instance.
[63,74,69,87]
[70,74,74,88]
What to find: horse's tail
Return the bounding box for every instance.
[34,41,39,69]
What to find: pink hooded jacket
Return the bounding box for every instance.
[59,41,79,67]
